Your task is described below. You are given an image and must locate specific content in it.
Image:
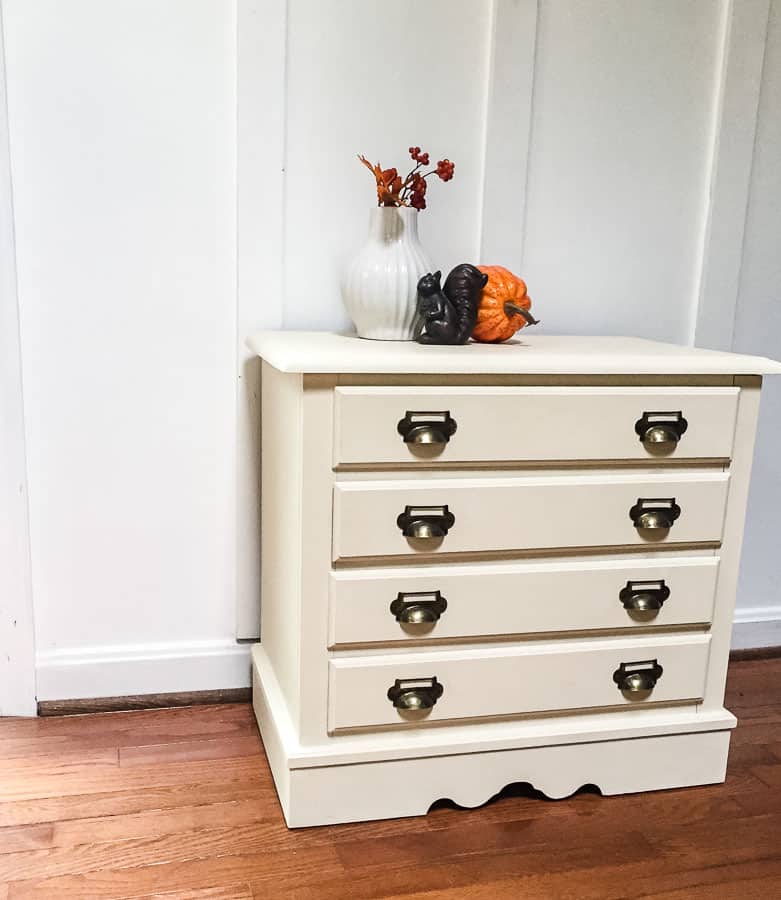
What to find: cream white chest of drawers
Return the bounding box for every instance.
[247,331,781,827]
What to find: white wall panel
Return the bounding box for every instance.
[522,0,723,341]
[281,0,493,330]
[693,0,770,351]
[733,0,781,620]
[235,0,288,637]
[3,1,239,684]
[0,2,36,715]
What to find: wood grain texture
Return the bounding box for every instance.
[0,659,778,899]
[730,645,781,661]
[37,689,252,717]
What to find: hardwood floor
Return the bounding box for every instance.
[1,658,780,899]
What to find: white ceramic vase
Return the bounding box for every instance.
[342,206,432,340]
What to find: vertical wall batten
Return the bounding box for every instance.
[479,0,539,270]
[692,0,771,351]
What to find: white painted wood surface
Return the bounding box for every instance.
[0,4,35,716]
[334,386,739,465]
[36,639,251,702]
[280,0,493,331]
[259,364,304,722]
[248,331,781,376]
[693,0,772,351]
[731,0,781,625]
[250,332,770,824]
[328,634,711,732]
[3,0,239,697]
[283,730,731,827]
[253,645,731,826]
[254,641,734,768]
[329,556,720,647]
[702,384,762,710]
[522,0,724,342]
[333,471,730,561]
[236,0,287,638]
[479,0,538,270]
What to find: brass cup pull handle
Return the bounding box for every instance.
[619,579,670,613]
[635,411,688,448]
[613,660,663,694]
[629,498,681,530]
[397,505,455,540]
[397,410,457,445]
[387,677,443,711]
[390,590,448,625]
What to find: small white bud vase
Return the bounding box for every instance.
[342,206,432,340]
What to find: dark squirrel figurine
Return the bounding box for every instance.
[414,264,489,344]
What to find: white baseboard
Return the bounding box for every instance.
[35,639,253,701]
[731,606,781,651]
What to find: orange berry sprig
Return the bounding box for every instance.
[357,147,456,210]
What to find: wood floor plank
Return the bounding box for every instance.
[0,715,259,762]
[0,824,53,854]
[344,858,781,900]
[118,735,262,768]
[0,704,254,742]
[48,799,277,849]
[0,821,315,883]
[131,888,253,900]
[0,749,119,778]
[5,847,343,900]
[0,755,265,803]
[0,781,277,829]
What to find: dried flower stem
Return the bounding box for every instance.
[358,146,456,211]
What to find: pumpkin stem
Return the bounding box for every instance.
[504,302,540,326]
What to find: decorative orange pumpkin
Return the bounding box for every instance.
[472,265,538,343]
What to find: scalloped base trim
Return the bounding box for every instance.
[277,729,730,826]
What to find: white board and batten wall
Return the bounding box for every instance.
[0,0,778,704]
[2,0,243,703]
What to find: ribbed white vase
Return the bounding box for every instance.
[342,206,432,340]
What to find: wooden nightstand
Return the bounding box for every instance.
[247,332,781,827]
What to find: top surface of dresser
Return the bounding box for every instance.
[248,331,781,376]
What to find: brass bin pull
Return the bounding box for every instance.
[397,410,457,445]
[635,411,688,448]
[387,677,444,711]
[613,659,664,694]
[397,505,455,540]
[629,498,681,530]
[390,590,448,625]
[619,579,670,613]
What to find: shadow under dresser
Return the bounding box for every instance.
[247,331,781,827]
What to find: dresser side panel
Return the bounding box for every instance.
[260,362,304,724]
[298,382,337,744]
[702,383,762,710]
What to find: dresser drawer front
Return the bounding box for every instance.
[328,635,711,731]
[329,557,719,647]
[334,386,739,465]
[333,472,729,561]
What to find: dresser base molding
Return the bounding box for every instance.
[281,729,731,830]
[252,646,734,827]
